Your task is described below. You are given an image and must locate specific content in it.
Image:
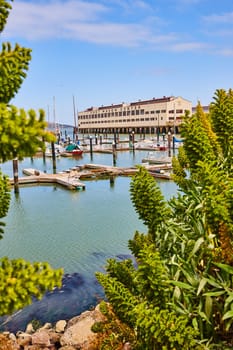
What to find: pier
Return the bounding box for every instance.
[9,169,86,191]
[9,163,172,190]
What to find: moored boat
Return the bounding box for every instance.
[62,143,83,156]
[148,168,172,180]
[142,151,172,165]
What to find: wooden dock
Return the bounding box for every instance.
[9,169,86,191]
[9,163,172,190]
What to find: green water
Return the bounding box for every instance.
[0,149,179,330]
[0,150,178,277]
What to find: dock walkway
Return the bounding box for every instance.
[9,163,172,190]
[10,169,86,190]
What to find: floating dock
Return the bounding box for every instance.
[9,163,172,190]
[9,169,86,191]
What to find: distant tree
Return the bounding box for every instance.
[96,89,233,349]
[0,0,62,317]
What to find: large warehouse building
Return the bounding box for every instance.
[78,95,192,135]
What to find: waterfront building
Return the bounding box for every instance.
[78,95,192,136]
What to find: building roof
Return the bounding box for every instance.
[82,96,179,112]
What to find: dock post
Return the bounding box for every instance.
[132,131,135,152]
[110,175,115,187]
[172,135,175,151]
[51,142,56,173]
[112,141,117,166]
[168,131,172,157]
[89,136,93,157]
[12,158,19,193]
[114,129,117,148]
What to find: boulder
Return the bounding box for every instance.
[17,332,32,347]
[55,320,67,333]
[31,330,50,347]
[60,305,105,349]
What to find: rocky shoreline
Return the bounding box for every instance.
[0,304,107,349]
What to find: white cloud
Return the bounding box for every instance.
[5,0,109,39]
[3,0,173,47]
[217,48,233,56]
[1,0,230,56]
[203,11,233,24]
[170,42,212,52]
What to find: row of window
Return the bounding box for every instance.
[79,116,166,125]
[78,109,183,120]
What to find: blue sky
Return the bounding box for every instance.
[2,0,233,125]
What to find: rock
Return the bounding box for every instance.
[48,330,61,344]
[17,332,32,347]
[55,320,67,333]
[0,303,109,350]
[25,322,35,334]
[31,330,50,347]
[39,322,52,330]
[60,305,106,349]
[9,332,17,342]
[0,333,20,350]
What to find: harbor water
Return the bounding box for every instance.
[0,145,178,331]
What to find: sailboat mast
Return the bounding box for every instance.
[73,95,78,141]
[53,96,56,131]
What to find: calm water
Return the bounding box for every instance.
[0,148,178,331]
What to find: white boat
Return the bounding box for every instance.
[45,144,65,157]
[142,152,172,165]
[45,148,60,157]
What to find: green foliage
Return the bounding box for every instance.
[0,104,55,162]
[91,301,136,350]
[130,166,171,237]
[210,89,233,162]
[0,257,63,315]
[0,0,63,317]
[0,171,10,238]
[97,89,233,349]
[0,0,12,33]
[96,272,138,327]
[0,42,31,104]
[134,304,200,350]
